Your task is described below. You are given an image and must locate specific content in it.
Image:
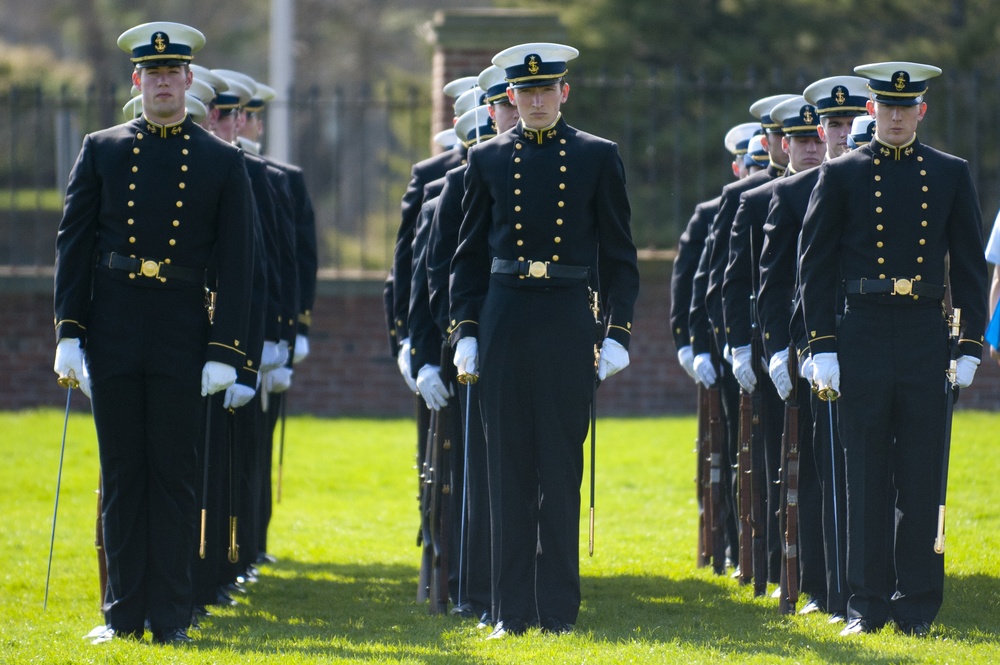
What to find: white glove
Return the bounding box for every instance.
[954,355,980,388]
[79,354,93,399]
[293,334,310,364]
[677,345,697,382]
[723,344,733,366]
[799,355,813,386]
[692,352,717,388]
[54,338,92,398]
[416,364,451,411]
[263,366,293,393]
[274,340,290,368]
[260,340,283,372]
[223,383,256,409]
[811,352,840,396]
[731,344,757,393]
[598,338,629,381]
[397,337,418,392]
[454,337,479,379]
[201,361,237,396]
[768,349,793,401]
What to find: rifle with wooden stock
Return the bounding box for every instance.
[416,407,436,603]
[696,380,710,568]
[696,354,724,573]
[778,345,800,614]
[428,397,453,614]
[707,347,725,574]
[416,348,455,613]
[737,373,753,586]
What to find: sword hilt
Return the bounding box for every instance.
[816,386,839,402]
[457,372,478,385]
[57,369,79,390]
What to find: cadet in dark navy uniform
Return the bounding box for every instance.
[709,93,794,583]
[799,62,988,637]
[53,22,254,645]
[674,122,758,574]
[758,76,871,621]
[422,80,520,622]
[450,43,639,638]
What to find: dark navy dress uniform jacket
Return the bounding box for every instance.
[54,115,254,365]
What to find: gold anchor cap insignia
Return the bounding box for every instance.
[834,86,847,105]
[153,32,167,53]
[894,71,909,91]
[527,55,540,75]
[802,107,814,124]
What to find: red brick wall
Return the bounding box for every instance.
[5,260,999,415]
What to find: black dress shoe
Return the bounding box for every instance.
[224,581,247,594]
[799,598,825,615]
[539,617,573,635]
[450,602,477,618]
[828,613,846,624]
[839,617,880,636]
[898,621,931,637]
[476,609,494,629]
[192,605,213,617]
[486,617,528,639]
[84,625,143,644]
[213,588,238,606]
[256,551,278,565]
[152,627,193,645]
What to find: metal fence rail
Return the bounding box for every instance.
[4,68,1000,270]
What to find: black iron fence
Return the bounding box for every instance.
[5,67,1000,270]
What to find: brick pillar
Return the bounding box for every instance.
[425,8,566,152]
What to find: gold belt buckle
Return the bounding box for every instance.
[892,277,912,296]
[140,260,160,279]
[527,260,549,278]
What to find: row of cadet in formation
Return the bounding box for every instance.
[385,41,639,640]
[50,21,318,645]
[669,62,989,638]
[386,45,991,641]
[49,18,989,647]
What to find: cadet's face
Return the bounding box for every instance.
[134,66,191,124]
[509,82,568,129]
[732,158,747,179]
[782,134,825,172]
[765,130,788,166]
[490,99,520,133]
[819,116,855,158]
[214,111,239,143]
[240,112,263,141]
[869,100,926,146]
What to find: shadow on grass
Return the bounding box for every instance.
[187,558,999,663]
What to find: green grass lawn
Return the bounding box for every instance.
[1,410,997,664]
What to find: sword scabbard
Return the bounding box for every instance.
[228,516,240,563]
[199,509,207,559]
[934,505,946,554]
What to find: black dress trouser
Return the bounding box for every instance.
[479,278,595,625]
[838,299,948,627]
[87,275,207,633]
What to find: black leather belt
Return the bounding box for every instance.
[100,251,205,285]
[491,258,590,281]
[844,278,945,299]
